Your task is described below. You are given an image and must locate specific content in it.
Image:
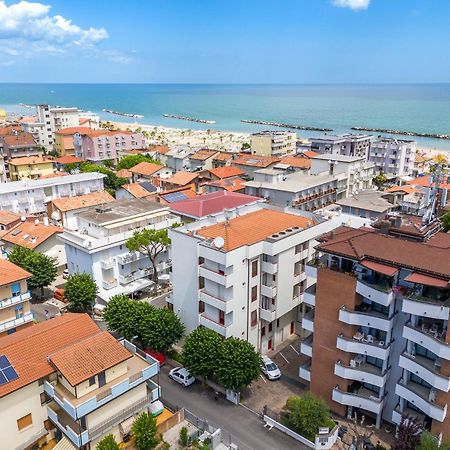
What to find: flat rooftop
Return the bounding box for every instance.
[336,190,395,213]
[311,154,365,163]
[311,134,372,142]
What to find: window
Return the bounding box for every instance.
[17,413,32,431]
[199,277,205,290]
[11,282,20,297]
[269,322,273,333]
[15,305,24,319]
[251,310,257,327]
[88,376,96,386]
[198,257,205,265]
[261,326,266,337]
[251,286,258,302]
[251,260,258,278]
[276,318,280,328]
[7,328,16,335]
[219,310,225,325]
[40,392,51,405]
[199,301,205,314]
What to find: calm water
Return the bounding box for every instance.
[1,83,450,150]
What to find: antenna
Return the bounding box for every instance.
[213,236,224,249]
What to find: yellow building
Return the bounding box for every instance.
[0,259,33,337]
[54,126,91,156]
[8,156,55,180]
[251,130,297,157]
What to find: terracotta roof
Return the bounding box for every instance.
[40,172,69,179]
[197,209,316,251]
[0,210,21,226]
[9,156,53,166]
[0,314,101,398]
[213,152,235,162]
[55,155,84,164]
[303,150,320,158]
[280,155,311,170]
[116,169,132,179]
[404,273,449,288]
[130,162,165,176]
[164,171,199,186]
[54,127,92,136]
[52,191,115,212]
[0,259,31,286]
[150,145,170,155]
[0,125,21,136]
[170,191,261,219]
[385,185,422,194]
[209,166,245,179]
[233,155,280,168]
[407,175,450,190]
[189,149,219,161]
[2,132,37,146]
[204,177,246,192]
[415,154,433,164]
[122,183,154,198]
[2,220,62,249]
[76,129,135,138]
[18,116,37,124]
[49,331,132,386]
[316,226,450,279]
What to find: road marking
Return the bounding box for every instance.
[289,344,299,355]
[279,352,290,364]
[259,374,267,383]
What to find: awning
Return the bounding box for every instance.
[360,260,398,277]
[119,416,135,435]
[404,273,449,288]
[123,278,153,295]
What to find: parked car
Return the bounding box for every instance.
[144,348,166,366]
[168,367,196,387]
[62,269,69,279]
[261,356,281,380]
[53,288,66,303]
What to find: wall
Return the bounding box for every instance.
[36,235,67,269]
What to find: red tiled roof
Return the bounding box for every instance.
[303,150,320,158]
[129,162,165,176]
[280,155,311,169]
[2,132,36,146]
[213,152,234,162]
[170,191,261,219]
[54,155,84,164]
[121,183,154,198]
[407,175,450,190]
[164,171,199,186]
[0,259,31,286]
[52,191,115,212]
[233,155,280,168]
[76,129,136,138]
[203,177,246,192]
[2,220,62,249]
[54,127,92,136]
[385,186,422,194]
[9,156,53,166]
[116,169,132,179]
[209,166,245,179]
[0,210,21,226]
[189,149,219,161]
[404,273,449,288]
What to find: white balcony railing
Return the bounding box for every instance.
[0,312,33,333]
[332,387,385,415]
[260,307,276,323]
[302,310,314,333]
[403,324,450,361]
[299,362,311,382]
[336,335,391,360]
[402,296,450,321]
[199,290,233,314]
[199,314,231,338]
[198,265,232,288]
[300,335,313,358]
[261,260,278,275]
[102,279,118,290]
[355,280,395,307]
[339,306,394,333]
[303,284,316,307]
[0,291,31,310]
[334,361,388,388]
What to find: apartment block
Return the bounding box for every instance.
[8,156,55,181]
[299,226,450,440]
[0,130,42,160]
[251,131,297,157]
[369,138,417,177]
[54,126,92,156]
[169,203,337,353]
[310,134,373,158]
[0,313,161,449]
[0,259,33,337]
[60,198,179,302]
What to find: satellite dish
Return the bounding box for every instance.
[213,236,224,249]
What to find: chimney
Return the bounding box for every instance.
[380,220,390,235]
[394,216,402,229]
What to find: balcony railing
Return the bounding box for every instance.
[199,290,232,314]
[0,312,33,333]
[332,387,386,415]
[402,293,450,321]
[355,279,394,307]
[199,314,231,337]
[102,279,118,290]
[339,305,395,333]
[0,291,31,310]
[403,323,450,361]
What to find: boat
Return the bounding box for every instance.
[102,109,144,119]
[241,119,332,132]
[163,114,216,125]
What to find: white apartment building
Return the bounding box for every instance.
[251,131,297,157]
[20,121,53,151]
[310,134,373,158]
[169,203,337,353]
[369,138,417,177]
[0,172,106,215]
[60,198,179,302]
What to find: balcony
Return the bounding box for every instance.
[101,258,115,270]
[198,265,232,288]
[199,314,231,338]
[44,340,159,420]
[0,291,31,310]
[198,244,227,265]
[403,324,450,361]
[356,279,395,307]
[102,278,118,290]
[395,380,447,422]
[336,335,391,360]
[399,352,450,392]
[339,306,394,332]
[260,306,276,323]
[305,259,320,279]
[392,405,427,427]
[117,252,145,265]
[334,361,388,388]
[199,290,233,314]
[300,334,313,357]
[402,294,450,321]
[302,309,314,333]
[299,360,311,382]
[0,312,33,333]
[118,269,150,285]
[304,284,316,307]
[261,284,277,299]
[261,260,278,275]
[332,387,385,415]
[47,403,89,447]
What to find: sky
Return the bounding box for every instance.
[0,0,449,83]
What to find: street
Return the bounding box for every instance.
[158,364,307,450]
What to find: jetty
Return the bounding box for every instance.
[241,119,332,132]
[102,109,144,119]
[163,114,216,125]
[351,126,450,141]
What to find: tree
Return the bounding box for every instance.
[103,159,113,168]
[116,154,159,170]
[441,211,450,232]
[126,229,170,286]
[79,163,127,192]
[241,142,251,150]
[392,415,422,450]
[8,247,57,298]
[179,426,188,447]
[433,154,448,166]
[285,393,334,441]
[182,327,222,380]
[417,432,450,450]
[373,173,387,188]
[65,273,98,313]
[96,434,120,450]
[132,412,158,450]
[64,162,81,173]
[216,338,260,390]
[48,149,60,157]
[104,294,143,340]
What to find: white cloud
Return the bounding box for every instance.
[332,0,370,11]
[0,1,108,46]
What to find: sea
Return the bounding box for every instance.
[1,83,450,151]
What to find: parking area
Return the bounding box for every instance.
[242,336,309,414]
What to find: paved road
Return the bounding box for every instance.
[159,365,306,450]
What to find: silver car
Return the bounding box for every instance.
[168,367,196,387]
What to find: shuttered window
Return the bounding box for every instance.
[17,413,32,431]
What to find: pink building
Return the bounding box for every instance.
[73,130,145,163]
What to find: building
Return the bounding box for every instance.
[188,149,219,171]
[0,259,33,337]
[8,156,55,181]
[0,130,42,160]
[60,199,179,302]
[211,152,235,168]
[73,130,145,163]
[20,120,53,152]
[206,166,245,181]
[155,186,198,205]
[203,177,246,194]
[0,210,21,235]
[115,182,156,200]
[0,313,161,449]
[161,146,197,172]
[54,126,92,156]
[53,155,84,172]
[299,226,450,438]
[160,171,200,191]
[277,155,312,172]
[244,169,343,211]
[129,162,172,183]
[169,204,338,353]
[48,191,115,230]
[0,172,106,215]
[251,131,297,157]
[336,190,398,220]
[310,134,373,158]
[233,154,280,179]
[369,138,417,177]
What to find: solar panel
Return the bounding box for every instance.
[164,192,188,203]
[11,229,21,237]
[0,355,19,385]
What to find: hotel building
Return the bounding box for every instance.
[251,131,297,157]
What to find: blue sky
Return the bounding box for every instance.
[0,0,449,83]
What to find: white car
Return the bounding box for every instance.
[168,367,196,387]
[62,269,69,279]
[261,356,281,380]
